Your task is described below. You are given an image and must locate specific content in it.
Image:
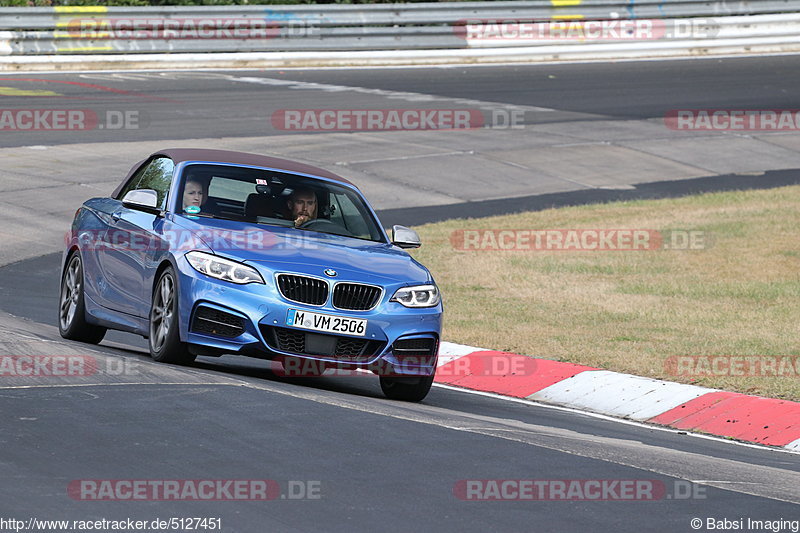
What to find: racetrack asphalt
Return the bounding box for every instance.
[0,58,798,530]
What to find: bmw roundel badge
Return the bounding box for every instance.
[324,269,337,277]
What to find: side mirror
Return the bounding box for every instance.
[122,189,160,213]
[392,225,421,249]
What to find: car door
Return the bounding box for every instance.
[97,157,175,318]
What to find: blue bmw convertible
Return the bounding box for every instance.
[59,149,442,401]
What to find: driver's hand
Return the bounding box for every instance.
[294,215,310,227]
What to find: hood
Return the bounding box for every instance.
[171,215,431,284]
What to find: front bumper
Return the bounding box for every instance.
[175,257,442,377]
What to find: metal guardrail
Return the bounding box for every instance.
[0,1,798,55]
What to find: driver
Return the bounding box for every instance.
[287,187,318,228]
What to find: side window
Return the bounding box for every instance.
[115,163,149,201]
[208,177,255,203]
[116,157,175,209]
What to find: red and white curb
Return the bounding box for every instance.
[435,341,800,451]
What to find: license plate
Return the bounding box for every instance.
[286,309,367,337]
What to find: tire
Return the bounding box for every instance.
[149,267,196,365]
[379,370,435,402]
[58,252,106,344]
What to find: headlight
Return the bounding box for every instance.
[391,284,440,308]
[185,251,264,285]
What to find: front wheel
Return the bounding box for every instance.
[58,252,106,344]
[379,371,435,402]
[149,267,196,365]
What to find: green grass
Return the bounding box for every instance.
[409,185,800,401]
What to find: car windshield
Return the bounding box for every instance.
[177,163,385,243]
